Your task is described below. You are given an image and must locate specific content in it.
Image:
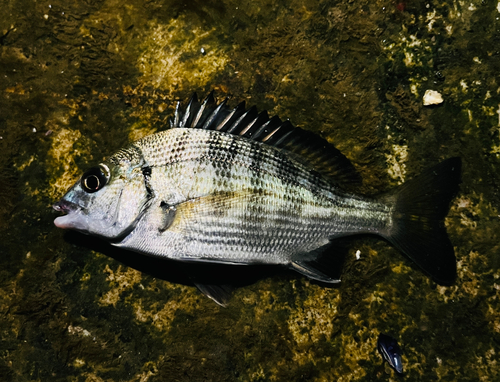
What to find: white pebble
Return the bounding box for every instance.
[423,90,443,106]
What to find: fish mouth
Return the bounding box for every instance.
[53,200,89,232]
[53,199,78,214]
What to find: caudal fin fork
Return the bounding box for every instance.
[384,157,462,285]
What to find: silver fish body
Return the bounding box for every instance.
[114,128,388,264]
[53,93,461,304]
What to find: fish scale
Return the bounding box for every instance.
[121,127,390,265]
[53,93,461,305]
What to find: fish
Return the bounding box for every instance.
[377,333,403,374]
[53,92,462,306]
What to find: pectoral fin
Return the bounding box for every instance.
[166,190,261,234]
[159,202,176,232]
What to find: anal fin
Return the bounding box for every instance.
[291,261,341,283]
[290,242,348,284]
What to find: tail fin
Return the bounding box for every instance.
[382,157,462,285]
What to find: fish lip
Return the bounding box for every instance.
[53,199,79,214]
[53,199,89,231]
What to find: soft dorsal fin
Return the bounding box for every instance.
[169,92,361,186]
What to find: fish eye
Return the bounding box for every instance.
[81,166,108,193]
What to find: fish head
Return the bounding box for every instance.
[53,153,152,240]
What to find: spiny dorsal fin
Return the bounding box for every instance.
[169,93,361,186]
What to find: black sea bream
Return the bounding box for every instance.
[53,93,461,305]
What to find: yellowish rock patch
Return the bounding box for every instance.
[48,128,88,198]
[136,16,228,89]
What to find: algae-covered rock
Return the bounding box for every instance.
[1,0,499,381]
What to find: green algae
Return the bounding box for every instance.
[1,0,499,381]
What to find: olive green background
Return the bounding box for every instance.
[1,0,499,381]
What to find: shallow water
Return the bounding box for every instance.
[1,0,499,380]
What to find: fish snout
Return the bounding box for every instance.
[53,199,88,231]
[53,199,74,213]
